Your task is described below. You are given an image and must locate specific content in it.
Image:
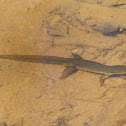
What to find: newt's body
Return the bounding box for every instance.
[0,53,126,86]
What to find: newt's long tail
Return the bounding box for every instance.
[0,55,72,65]
[0,55,78,79]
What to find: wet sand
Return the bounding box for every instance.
[0,0,126,126]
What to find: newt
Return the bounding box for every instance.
[0,53,126,86]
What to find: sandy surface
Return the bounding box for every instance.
[0,0,126,126]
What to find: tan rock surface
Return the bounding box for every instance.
[0,0,126,126]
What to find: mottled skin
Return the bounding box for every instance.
[0,54,126,86]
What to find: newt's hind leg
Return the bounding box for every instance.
[59,66,78,79]
[100,75,110,87]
